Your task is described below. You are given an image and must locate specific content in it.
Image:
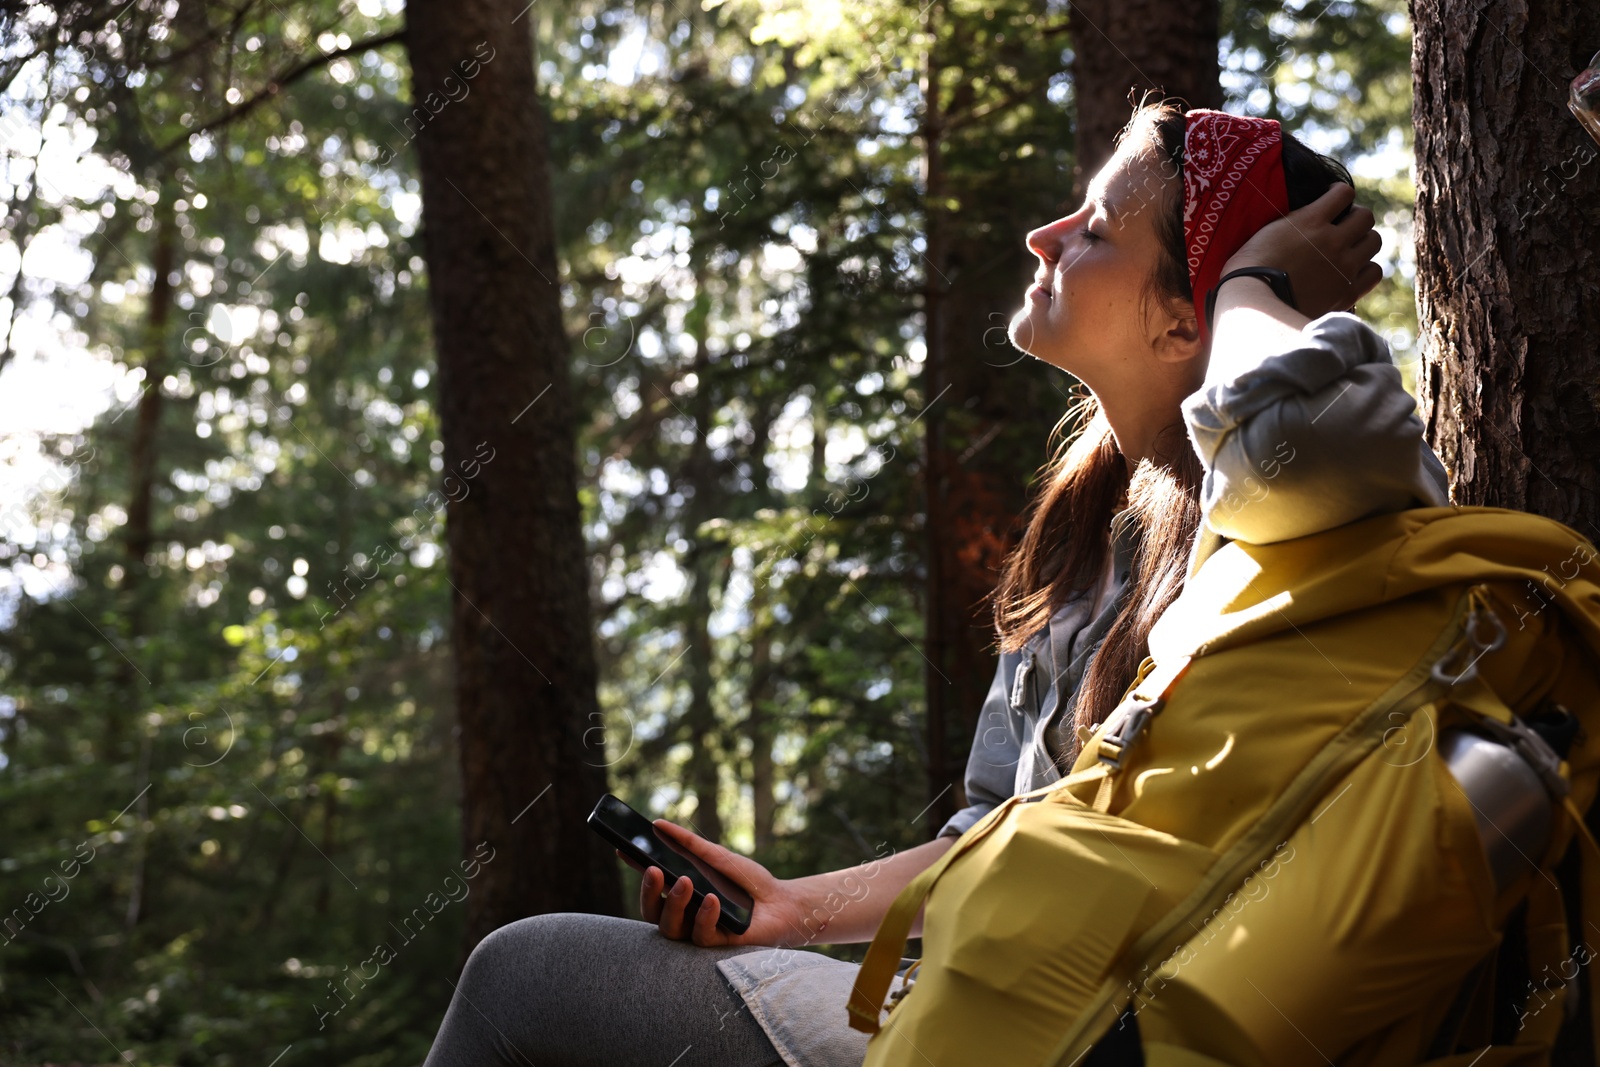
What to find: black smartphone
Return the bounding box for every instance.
[587,794,754,935]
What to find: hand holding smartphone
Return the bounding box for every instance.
[587,793,755,935]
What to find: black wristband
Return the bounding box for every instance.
[1203,266,1298,335]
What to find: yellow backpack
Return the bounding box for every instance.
[848,506,1600,1066]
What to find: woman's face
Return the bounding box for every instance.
[1008,136,1189,393]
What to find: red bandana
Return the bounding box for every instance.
[1182,109,1290,348]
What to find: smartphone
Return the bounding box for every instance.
[587,794,754,935]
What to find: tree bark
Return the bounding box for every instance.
[682,262,724,845]
[747,577,777,855]
[116,174,175,929]
[1412,0,1600,1053]
[1070,0,1222,186]
[1413,0,1600,535]
[919,0,959,835]
[405,0,622,950]
[919,4,1016,836]
[119,179,174,645]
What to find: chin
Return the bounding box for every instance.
[1008,306,1066,368]
[1007,305,1045,355]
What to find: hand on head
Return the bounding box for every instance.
[1221,183,1384,319]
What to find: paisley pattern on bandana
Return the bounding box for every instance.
[1181,110,1289,348]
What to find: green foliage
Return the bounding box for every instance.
[0,0,1418,1060]
[1224,0,1420,368]
[0,3,460,1063]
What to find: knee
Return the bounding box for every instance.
[464,914,557,978]
[458,913,606,992]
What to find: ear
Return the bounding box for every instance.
[1153,307,1204,366]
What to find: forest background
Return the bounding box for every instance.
[0,0,1502,1063]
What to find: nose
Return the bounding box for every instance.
[1026,205,1087,264]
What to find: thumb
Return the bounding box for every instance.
[654,820,761,885]
[654,819,728,862]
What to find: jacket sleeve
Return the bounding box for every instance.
[937,648,1025,840]
[1182,312,1450,547]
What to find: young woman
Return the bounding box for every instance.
[421,100,1445,1067]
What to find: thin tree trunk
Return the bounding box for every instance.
[1070,0,1222,188]
[1413,0,1600,532]
[678,547,723,844]
[919,0,959,835]
[682,261,724,845]
[747,579,777,854]
[117,175,175,929]
[752,403,781,854]
[253,804,303,930]
[810,388,828,491]
[121,184,173,600]
[314,696,344,918]
[405,0,622,950]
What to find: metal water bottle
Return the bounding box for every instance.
[1573,49,1600,147]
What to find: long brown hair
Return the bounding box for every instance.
[990,98,1354,749]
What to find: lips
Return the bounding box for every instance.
[1027,282,1051,305]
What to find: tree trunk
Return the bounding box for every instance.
[683,542,724,844]
[1413,0,1600,534]
[751,404,782,855]
[118,179,174,676]
[681,263,724,845]
[1412,0,1600,1053]
[116,174,175,929]
[405,0,622,951]
[1070,0,1222,186]
[919,4,1015,836]
[747,577,777,855]
[919,0,960,835]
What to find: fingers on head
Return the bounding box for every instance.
[1313,182,1355,218]
[1359,261,1384,293]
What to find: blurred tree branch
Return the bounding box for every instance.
[161,27,406,153]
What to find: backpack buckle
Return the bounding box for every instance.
[1094,657,1192,772]
[1097,693,1165,770]
[1432,597,1508,687]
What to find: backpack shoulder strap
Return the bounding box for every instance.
[845,761,1114,1034]
[1041,586,1490,1065]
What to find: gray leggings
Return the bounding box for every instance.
[422,913,787,1067]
